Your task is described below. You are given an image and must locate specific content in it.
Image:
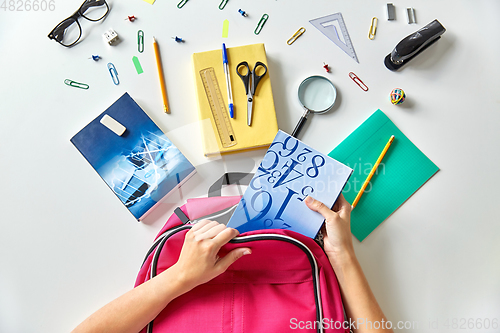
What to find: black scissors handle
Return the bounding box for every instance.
[236,61,251,95]
[251,61,267,95]
[236,61,268,95]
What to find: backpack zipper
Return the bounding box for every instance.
[146,226,326,333]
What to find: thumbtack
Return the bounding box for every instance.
[172,36,185,42]
[323,62,330,73]
[89,55,101,61]
[124,15,136,22]
[238,9,248,17]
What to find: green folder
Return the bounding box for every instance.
[328,110,439,242]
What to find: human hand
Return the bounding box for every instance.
[305,195,354,266]
[170,220,251,292]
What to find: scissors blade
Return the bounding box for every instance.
[247,93,253,126]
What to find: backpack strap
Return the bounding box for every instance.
[208,172,254,197]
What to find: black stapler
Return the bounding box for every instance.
[384,19,446,71]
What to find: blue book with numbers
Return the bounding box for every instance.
[227,130,353,238]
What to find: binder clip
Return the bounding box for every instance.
[103,28,119,46]
[124,16,136,22]
[89,55,101,61]
[238,9,248,17]
[172,36,185,43]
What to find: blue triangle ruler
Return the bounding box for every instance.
[310,13,359,63]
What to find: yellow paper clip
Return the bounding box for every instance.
[254,14,269,35]
[64,79,89,89]
[177,0,188,8]
[368,17,377,40]
[287,27,305,45]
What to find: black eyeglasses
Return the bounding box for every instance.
[48,0,109,47]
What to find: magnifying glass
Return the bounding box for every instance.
[291,76,337,138]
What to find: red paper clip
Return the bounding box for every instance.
[349,72,368,92]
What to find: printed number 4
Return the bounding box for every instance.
[1,1,7,10]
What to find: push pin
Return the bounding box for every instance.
[238,9,248,17]
[323,62,330,73]
[172,36,185,42]
[124,15,136,22]
[89,55,101,61]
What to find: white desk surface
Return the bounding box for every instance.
[1,0,499,331]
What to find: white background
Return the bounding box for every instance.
[1,0,499,332]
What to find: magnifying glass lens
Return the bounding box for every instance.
[299,77,337,112]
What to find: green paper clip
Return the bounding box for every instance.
[177,0,188,8]
[64,79,89,89]
[138,30,144,53]
[254,14,269,35]
[219,0,228,10]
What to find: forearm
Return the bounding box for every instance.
[331,251,393,333]
[72,265,188,333]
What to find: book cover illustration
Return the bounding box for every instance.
[71,93,196,220]
[227,130,353,238]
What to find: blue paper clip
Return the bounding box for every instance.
[107,63,119,85]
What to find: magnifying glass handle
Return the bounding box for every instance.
[292,116,308,138]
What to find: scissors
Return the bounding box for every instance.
[236,61,268,126]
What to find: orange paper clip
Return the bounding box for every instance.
[349,72,368,91]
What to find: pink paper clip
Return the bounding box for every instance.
[349,72,368,92]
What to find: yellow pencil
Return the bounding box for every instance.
[351,135,395,209]
[153,37,170,114]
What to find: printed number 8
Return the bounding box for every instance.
[306,155,325,178]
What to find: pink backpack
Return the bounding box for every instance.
[135,173,349,333]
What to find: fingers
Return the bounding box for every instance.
[212,227,239,247]
[217,248,251,272]
[190,219,212,232]
[335,194,352,220]
[194,220,220,235]
[195,223,226,240]
[304,196,337,220]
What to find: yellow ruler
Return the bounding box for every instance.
[200,67,237,148]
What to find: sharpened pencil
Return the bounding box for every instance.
[351,135,395,209]
[153,37,170,114]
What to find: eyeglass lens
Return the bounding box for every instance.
[53,18,81,46]
[80,0,108,21]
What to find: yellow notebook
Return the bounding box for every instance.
[192,43,278,157]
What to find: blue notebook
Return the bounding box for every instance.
[71,93,196,221]
[227,130,353,238]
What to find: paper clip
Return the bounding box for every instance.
[137,30,144,53]
[64,79,89,89]
[287,27,305,45]
[108,63,119,85]
[254,14,269,35]
[177,0,188,8]
[349,72,368,92]
[219,0,228,10]
[368,17,377,40]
